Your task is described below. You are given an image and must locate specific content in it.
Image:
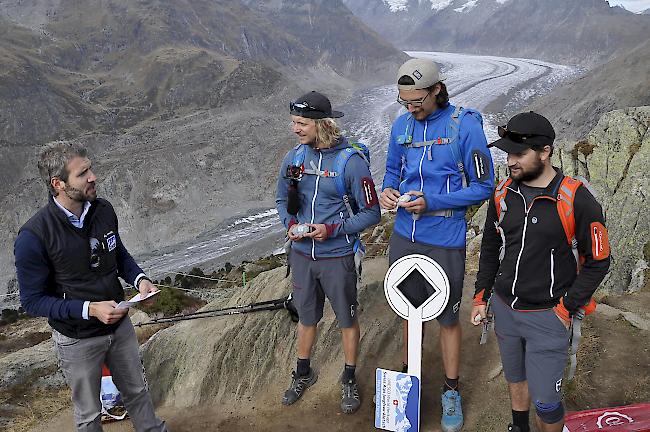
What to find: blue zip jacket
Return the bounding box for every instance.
[276,137,381,259]
[382,104,494,248]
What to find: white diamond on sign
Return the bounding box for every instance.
[384,254,450,322]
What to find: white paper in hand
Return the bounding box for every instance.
[116,290,160,309]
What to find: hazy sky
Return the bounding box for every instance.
[608,0,650,12]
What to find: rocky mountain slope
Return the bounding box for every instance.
[528,39,650,140]
[343,0,650,67]
[0,0,407,299]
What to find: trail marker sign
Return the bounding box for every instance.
[375,254,450,432]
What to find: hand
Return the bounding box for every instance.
[288,224,305,241]
[138,279,159,307]
[470,304,487,326]
[379,188,400,210]
[89,301,128,325]
[304,224,328,241]
[400,190,426,214]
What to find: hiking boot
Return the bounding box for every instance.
[341,377,361,414]
[507,425,522,432]
[441,389,464,432]
[282,368,317,406]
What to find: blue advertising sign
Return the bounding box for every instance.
[375,368,420,432]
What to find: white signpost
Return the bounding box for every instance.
[376,254,450,432]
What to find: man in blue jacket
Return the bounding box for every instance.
[379,58,494,432]
[276,91,381,414]
[14,142,166,432]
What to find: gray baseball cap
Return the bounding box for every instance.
[397,58,445,90]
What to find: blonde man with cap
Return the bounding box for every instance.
[379,58,494,432]
[276,91,381,413]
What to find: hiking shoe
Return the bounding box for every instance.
[341,378,361,414]
[282,368,317,406]
[441,389,464,432]
[507,425,522,432]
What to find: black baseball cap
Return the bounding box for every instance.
[289,91,344,119]
[489,111,555,153]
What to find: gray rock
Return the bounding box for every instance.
[628,259,649,293]
[560,106,650,293]
[371,225,386,243]
[0,339,58,392]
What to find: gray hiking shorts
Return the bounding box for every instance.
[388,234,465,327]
[492,294,570,405]
[289,251,358,328]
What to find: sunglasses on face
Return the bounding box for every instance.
[498,125,550,143]
[396,91,432,108]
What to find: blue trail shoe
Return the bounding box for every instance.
[441,389,464,432]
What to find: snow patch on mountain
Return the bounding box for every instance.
[454,0,478,12]
[383,0,409,12]
[430,0,454,11]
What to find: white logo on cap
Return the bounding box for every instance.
[413,70,422,80]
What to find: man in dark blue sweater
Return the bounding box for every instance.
[14,142,167,432]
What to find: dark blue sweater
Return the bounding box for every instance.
[14,229,143,320]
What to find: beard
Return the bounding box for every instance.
[64,183,96,202]
[509,156,544,182]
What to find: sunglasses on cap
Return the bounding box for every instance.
[289,101,319,114]
[396,91,431,108]
[497,125,551,143]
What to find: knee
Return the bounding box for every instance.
[535,400,564,424]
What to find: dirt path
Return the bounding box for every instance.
[27,264,650,432]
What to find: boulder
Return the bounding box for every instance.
[560,106,650,293]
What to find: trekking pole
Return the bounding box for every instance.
[134,296,290,327]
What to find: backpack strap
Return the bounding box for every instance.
[449,106,476,189]
[334,144,370,218]
[494,177,512,223]
[494,177,512,262]
[291,144,306,170]
[556,176,583,270]
[395,115,415,145]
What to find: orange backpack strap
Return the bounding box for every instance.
[493,178,512,263]
[556,176,582,246]
[494,177,512,223]
[557,176,585,273]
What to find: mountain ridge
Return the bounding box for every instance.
[343,0,650,67]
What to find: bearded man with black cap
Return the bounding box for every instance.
[471,112,610,432]
[275,91,381,413]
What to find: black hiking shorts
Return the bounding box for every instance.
[289,251,358,328]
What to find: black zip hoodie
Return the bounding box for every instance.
[474,169,610,313]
